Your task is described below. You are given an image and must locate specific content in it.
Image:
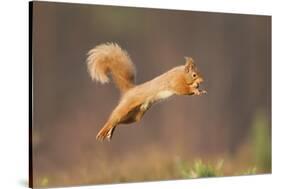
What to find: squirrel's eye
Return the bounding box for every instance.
[192,73,197,78]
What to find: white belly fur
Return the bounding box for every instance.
[141,90,174,111]
[156,90,174,100]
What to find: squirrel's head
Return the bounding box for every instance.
[184,57,204,86]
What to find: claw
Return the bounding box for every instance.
[96,126,115,142]
[201,90,207,94]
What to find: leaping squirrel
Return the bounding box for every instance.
[87,43,207,141]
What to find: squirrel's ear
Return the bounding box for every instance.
[184,57,194,72]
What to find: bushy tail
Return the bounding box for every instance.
[87,43,136,93]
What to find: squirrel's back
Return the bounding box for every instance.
[87,43,136,93]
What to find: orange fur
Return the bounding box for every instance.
[87,43,206,141]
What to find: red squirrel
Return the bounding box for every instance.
[87,43,207,141]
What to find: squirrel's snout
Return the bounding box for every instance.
[195,77,204,84]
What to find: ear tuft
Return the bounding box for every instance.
[184,57,194,72]
[184,57,194,64]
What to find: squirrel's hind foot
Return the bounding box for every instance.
[96,126,116,141]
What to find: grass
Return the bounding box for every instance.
[34,110,271,187]
[238,167,257,175]
[190,160,224,178]
[251,110,271,172]
[36,155,262,188]
[176,158,257,179]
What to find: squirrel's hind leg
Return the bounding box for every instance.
[96,101,148,141]
[119,104,148,124]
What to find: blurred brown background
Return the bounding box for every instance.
[32,1,271,187]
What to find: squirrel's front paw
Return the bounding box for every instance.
[193,89,207,95]
[200,90,207,94]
